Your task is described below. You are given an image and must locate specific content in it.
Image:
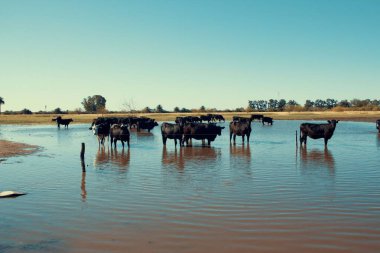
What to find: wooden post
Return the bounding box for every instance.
[80,143,86,172]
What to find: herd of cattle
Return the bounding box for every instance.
[52,115,380,148]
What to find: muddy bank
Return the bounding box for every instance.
[0,140,39,159]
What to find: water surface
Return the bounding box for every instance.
[1,121,379,253]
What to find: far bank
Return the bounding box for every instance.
[0,111,380,125]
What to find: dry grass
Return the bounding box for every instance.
[1,111,380,124]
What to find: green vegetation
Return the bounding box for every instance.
[0,97,4,114]
[81,95,107,113]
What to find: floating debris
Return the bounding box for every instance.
[0,191,27,198]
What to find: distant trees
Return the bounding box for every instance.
[81,95,106,113]
[248,98,380,111]
[20,108,32,114]
[53,107,63,114]
[0,97,4,114]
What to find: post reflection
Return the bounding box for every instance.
[161,146,218,170]
[300,146,335,175]
[94,147,130,169]
[81,172,87,202]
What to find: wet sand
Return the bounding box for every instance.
[0,140,39,159]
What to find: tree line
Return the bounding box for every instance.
[248,98,380,112]
[1,95,380,115]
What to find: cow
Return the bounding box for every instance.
[52,116,73,128]
[200,115,212,123]
[232,116,252,123]
[110,124,130,148]
[300,120,339,147]
[262,116,273,125]
[214,114,225,122]
[182,123,225,146]
[251,114,264,121]
[137,118,158,132]
[161,122,183,147]
[93,122,111,146]
[229,121,252,144]
[377,119,380,133]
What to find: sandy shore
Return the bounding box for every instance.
[0,111,380,124]
[0,140,39,159]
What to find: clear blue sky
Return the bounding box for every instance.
[1,0,379,111]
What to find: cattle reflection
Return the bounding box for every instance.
[94,147,130,168]
[162,147,185,170]
[230,144,251,161]
[377,134,380,148]
[161,146,218,170]
[300,146,335,174]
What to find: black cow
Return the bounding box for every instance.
[376,119,380,133]
[110,124,130,148]
[251,114,264,121]
[233,116,252,123]
[200,115,212,123]
[137,118,158,132]
[52,116,73,128]
[182,123,225,146]
[161,122,183,147]
[262,116,273,125]
[229,121,252,144]
[300,120,339,146]
[214,114,225,122]
[93,122,110,146]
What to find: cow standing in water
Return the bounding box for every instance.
[376,120,380,133]
[229,121,252,144]
[300,120,339,147]
[110,124,130,148]
[52,116,73,128]
[161,123,183,147]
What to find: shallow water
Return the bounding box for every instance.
[0,121,379,253]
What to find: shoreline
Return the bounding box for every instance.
[0,111,379,124]
[0,140,40,160]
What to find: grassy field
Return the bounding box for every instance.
[0,111,380,124]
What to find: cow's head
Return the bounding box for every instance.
[327,120,339,127]
[217,126,225,136]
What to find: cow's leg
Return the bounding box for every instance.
[230,131,233,143]
[242,135,245,143]
[233,134,236,145]
[114,139,117,149]
[121,141,125,149]
[162,135,167,145]
[324,138,328,147]
[127,136,130,148]
[174,139,177,147]
[207,139,211,146]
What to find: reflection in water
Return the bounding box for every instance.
[161,146,218,170]
[377,134,380,148]
[94,147,130,168]
[300,146,335,175]
[230,144,251,162]
[162,147,184,170]
[81,172,87,202]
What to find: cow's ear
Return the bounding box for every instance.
[327,120,331,124]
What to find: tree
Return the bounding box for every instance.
[141,106,152,113]
[81,95,106,113]
[278,99,287,111]
[173,107,180,113]
[199,105,206,112]
[338,100,351,107]
[155,104,165,113]
[53,107,63,114]
[304,100,314,110]
[0,97,4,114]
[326,98,338,109]
[20,108,32,114]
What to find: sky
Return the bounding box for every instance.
[0,0,379,111]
